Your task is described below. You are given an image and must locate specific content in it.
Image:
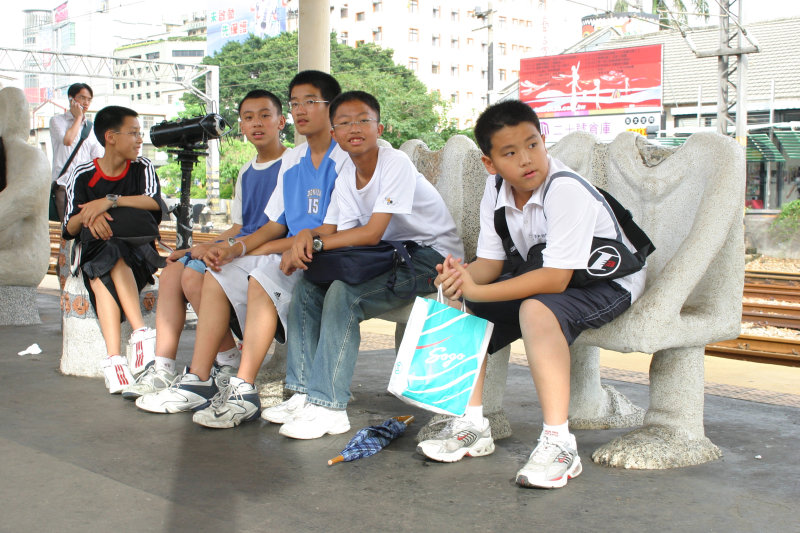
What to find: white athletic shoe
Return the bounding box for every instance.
[101,355,135,394]
[417,416,495,462]
[261,393,307,424]
[193,379,261,429]
[121,361,177,400]
[135,369,217,413]
[128,327,156,376]
[278,403,350,440]
[515,433,582,489]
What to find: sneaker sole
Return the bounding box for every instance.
[135,398,211,414]
[417,438,495,463]
[278,422,351,440]
[261,410,297,424]
[194,409,261,429]
[516,457,583,489]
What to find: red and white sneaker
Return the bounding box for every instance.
[128,327,156,376]
[101,355,135,394]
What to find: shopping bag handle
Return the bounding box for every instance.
[436,284,466,312]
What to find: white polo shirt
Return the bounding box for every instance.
[49,111,104,185]
[476,155,646,302]
[324,146,464,260]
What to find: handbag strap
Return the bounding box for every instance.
[58,120,93,178]
[384,240,418,299]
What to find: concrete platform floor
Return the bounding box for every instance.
[1,288,798,533]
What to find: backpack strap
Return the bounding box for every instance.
[492,176,526,272]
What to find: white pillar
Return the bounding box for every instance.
[296,0,331,144]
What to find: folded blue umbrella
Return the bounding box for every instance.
[328,415,414,465]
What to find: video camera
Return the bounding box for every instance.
[150,114,230,149]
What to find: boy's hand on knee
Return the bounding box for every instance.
[190,243,212,259]
[204,245,233,271]
[166,249,186,263]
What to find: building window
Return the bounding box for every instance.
[172,49,203,57]
[498,16,506,27]
[451,10,459,22]
[146,92,151,99]
[146,51,160,60]
[499,42,506,55]
[467,91,473,100]
[481,69,487,80]
[408,57,418,72]
[432,6,440,17]
[373,1,381,12]
[356,11,365,21]
[466,37,474,46]
[409,28,419,42]
[155,91,160,98]
[466,64,474,72]
[482,42,488,52]
[137,94,142,100]
[451,37,459,49]
[451,65,459,76]
[499,69,507,81]
[409,0,418,13]
[432,62,440,74]
[168,95,173,104]
[339,31,348,45]
[341,5,348,17]
[373,27,382,42]
[355,40,365,47]
[450,92,459,104]
[432,34,440,46]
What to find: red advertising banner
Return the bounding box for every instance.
[519,44,662,118]
[55,2,69,24]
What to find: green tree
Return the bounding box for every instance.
[184,31,460,150]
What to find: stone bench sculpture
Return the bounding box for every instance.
[386,130,745,470]
[0,87,51,326]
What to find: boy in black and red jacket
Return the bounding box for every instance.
[63,105,164,393]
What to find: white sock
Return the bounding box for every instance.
[542,421,570,442]
[229,376,245,388]
[464,404,484,425]
[155,356,176,374]
[215,347,241,367]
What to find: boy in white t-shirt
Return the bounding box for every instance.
[261,90,463,440]
[417,100,646,489]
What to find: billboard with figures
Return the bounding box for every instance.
[519,44,663,118]
[207,0,288,56]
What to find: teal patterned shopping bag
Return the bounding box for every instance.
[388,289,494,416]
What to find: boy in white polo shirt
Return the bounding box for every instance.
[262,90,463,440]
[417,100,646,489]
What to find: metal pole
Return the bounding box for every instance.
[717,3,729,136]
[204,65,221,213]
[487,1,494,105]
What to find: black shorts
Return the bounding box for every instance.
[467,281,632,353]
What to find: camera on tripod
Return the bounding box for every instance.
[150,114,230,149]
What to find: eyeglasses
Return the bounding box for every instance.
[113,130,144,139]
[288,99,329,110]
[332,118,378,131]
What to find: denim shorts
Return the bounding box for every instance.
[467,280,632,352]
[176,253,207,274]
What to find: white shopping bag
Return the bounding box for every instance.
[388,287,493,416]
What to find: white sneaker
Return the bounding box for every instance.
[128,327,156,376]
[278,403,350,440]
[121,361,177,400]
[193,379,261,429]
[101,355,134,394]
[515,433,582,489]
[417,416,495,462]
[261,393,307,424]
[135,369,217,414]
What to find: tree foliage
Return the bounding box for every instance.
[183,31,472,150]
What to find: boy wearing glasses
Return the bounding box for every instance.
[63,105,165,394]
[136,71,350,427]
[262,91,463,440]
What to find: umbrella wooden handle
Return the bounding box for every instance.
[327,455,345,466]
[392,415,415,426]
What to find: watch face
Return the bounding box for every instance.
[313,238,323,252]
[228,238,236,246]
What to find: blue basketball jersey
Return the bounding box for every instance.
[236,158,281,238]
[279,140,340,237]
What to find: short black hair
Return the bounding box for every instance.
[288,70,341,104]
[474,100,541,156]
[94,105,138,147]
[67,83,93,99]
[238,89,282,114]
[329,91,381,124]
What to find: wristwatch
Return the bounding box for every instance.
[228,237,247,257]
[312,236,324,252]
[106,194,119,208]
[227,237,237,247]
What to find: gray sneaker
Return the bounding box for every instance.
[416,416,495,462]
[193,379,261,429]
[515,433,582,489]
[135,368,217,414]
[122,361,176,400]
